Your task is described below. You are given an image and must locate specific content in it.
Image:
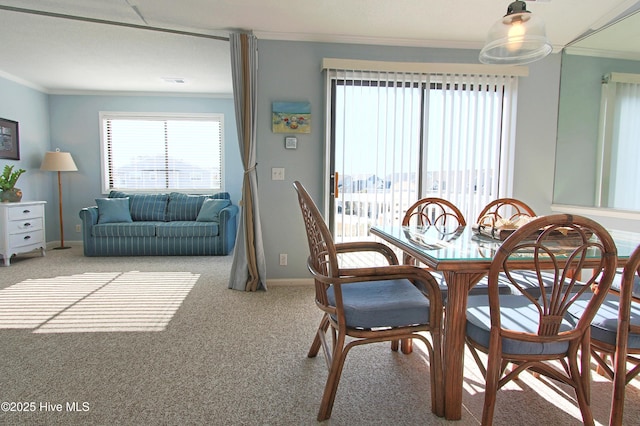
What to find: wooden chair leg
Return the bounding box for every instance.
[610,333,631,426]
[308,314,330,358]
[401,338,413,354]
[572,356,595,426]
[595,352,607,376]
[482,352,502,426]
[317,337,349,421]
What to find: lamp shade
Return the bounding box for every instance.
[40,149,78,172]
[479,1,552,65]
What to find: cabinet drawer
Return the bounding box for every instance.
[8,204,44,220]
[8,217,44,234]
[9,229,44,248]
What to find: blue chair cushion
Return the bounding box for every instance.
[466,294,572,355]
[327,279,431,329]
[501,270,560,298]
[425,272,511,302]
[469,273,514,296]
[566,293,640,350]
[610,270,640,299]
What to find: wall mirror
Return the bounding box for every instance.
[554,7,640,211]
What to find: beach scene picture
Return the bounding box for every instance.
[272,101,311,133]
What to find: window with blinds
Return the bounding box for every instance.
[324,59,524,240]
[100,112,223,193]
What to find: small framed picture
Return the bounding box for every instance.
[285,136,297,149]
[272,101,311,134]
[0,118,19,160]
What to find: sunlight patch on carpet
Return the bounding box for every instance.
[0,271,199,333]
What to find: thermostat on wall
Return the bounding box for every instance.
[285,136,297,149]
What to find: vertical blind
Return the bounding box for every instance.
[100,113,223,193]
[325,60,521,240]
[598,73,640,210]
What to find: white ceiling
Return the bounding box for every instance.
[0,0,639,95]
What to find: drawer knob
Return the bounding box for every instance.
[24,222,31,227]
[22,209,31,214]
[24,235,31,240]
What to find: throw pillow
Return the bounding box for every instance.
[196,198,231,222]
[96,198,133,224]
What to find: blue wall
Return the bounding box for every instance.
[0,78,51,205]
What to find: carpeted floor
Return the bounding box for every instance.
[1,245,638,425]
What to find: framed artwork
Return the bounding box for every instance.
[0,118,19,160]
[272,101,311,134]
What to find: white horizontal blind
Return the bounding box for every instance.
[327,65,518,241]
[100,113,223,193]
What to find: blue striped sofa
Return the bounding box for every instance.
[79,191,238,256]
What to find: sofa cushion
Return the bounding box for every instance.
[156,221,219,237]
[92,222,158,237]
[167,193,210,221]
[109,191,168,221]
[196,199,231,222]
[96,198,133,224]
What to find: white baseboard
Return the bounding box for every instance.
[267,278,314,287]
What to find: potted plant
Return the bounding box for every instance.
[0,165,26,202]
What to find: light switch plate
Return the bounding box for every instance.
[285,136,297,149]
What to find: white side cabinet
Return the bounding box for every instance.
[0,201,47,266]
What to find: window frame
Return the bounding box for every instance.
[99,111,224,194]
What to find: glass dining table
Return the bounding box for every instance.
[369,223,640,420]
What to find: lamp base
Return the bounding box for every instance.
[52,246,72,250]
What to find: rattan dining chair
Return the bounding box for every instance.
[465,214,618,426]
[403,197,467,229]
[567,244,640,426]
[402,197,511,298]
[293,181,444,421]
[401,197,466,275]
[476,197,536,227]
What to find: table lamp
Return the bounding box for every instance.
[41,148,78,249]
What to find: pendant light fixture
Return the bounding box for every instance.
[479,1,552,65]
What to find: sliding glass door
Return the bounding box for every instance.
[327,69,517,244]
[330,76,422,243]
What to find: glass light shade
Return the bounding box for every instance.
[479,7,552,65]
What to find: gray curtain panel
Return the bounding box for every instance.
[228,32,267,291]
